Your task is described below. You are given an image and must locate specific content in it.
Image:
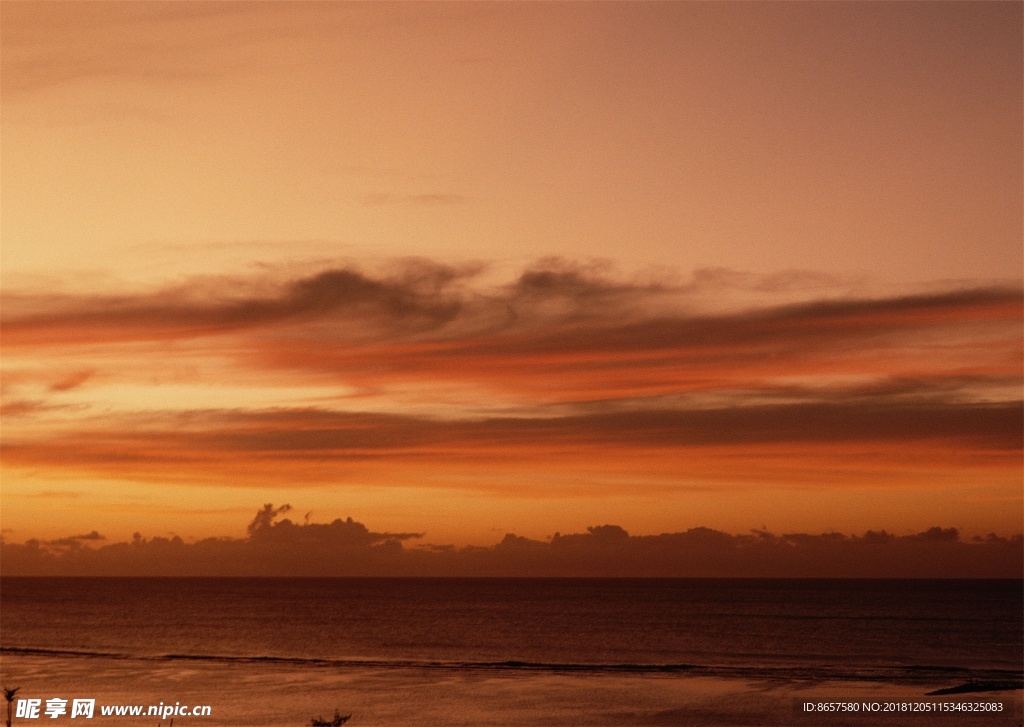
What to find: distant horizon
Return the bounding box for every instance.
[2,504,1020,578]
[5,576,1022,580]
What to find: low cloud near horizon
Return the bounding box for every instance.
[2,504,1020,578]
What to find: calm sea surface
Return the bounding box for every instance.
[1,578,1021,725]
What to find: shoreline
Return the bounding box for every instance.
[2,651,1021,726]
[3,645,1020,690]
[926,680,1024,695]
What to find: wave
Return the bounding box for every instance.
[0,647,698,673]
[4,646,1021,685]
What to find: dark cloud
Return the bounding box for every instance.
[1,507,1019,577]
[43,531,106,551]
[2,262,474,343]
[71,530,104,541]
[3,400,1017,484]
[49,370,94,392]
[5,262,1018,349]
[462,287,1021,363]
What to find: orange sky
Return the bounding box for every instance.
[1,2,1021,552]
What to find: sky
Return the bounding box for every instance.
[1,2,1021,571]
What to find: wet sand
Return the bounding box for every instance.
[2,652,1020,726]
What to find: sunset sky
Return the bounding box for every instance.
[2,2,1021,556]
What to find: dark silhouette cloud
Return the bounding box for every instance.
[1,506,1019,578]
[42,531,106,551]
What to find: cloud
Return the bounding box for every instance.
[1,399,1018,491]
[2,261,1019,491]
[0,399,82,418]
[0,400,54,417]
[1,506,1019,577]
[4,262,1018,345]
[3,264,1018,403]
[2,262,473,344]
[43,531,106,551]
[681,267,856,295]
[49,370,94,392]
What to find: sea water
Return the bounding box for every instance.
[1,578,1020,725]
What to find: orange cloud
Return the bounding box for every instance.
[3,264,1019,402]
[2,262,1019,530]
[2,401,1018,492]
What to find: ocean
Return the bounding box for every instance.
[1,578,1020,725]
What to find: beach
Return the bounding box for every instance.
[3,651,1021,726]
